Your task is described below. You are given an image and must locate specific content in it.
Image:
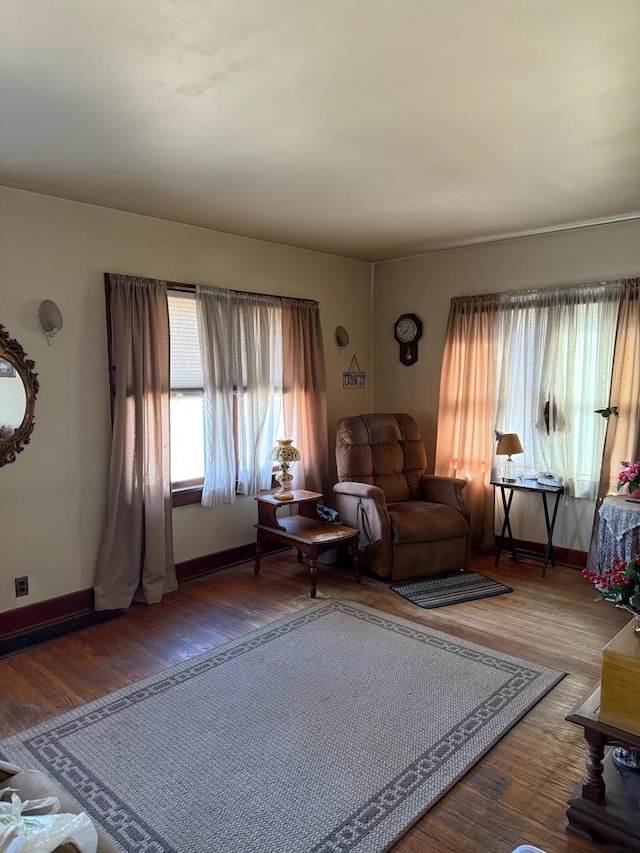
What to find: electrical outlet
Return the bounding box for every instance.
[14,576,29,597]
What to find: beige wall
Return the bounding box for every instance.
[373,219,640,553]
[3,185,638,613]
[0,187,372,613]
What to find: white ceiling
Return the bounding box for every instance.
[2,0,640,261]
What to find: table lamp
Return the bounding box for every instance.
[496,433,523,483]
[269,439,301,501]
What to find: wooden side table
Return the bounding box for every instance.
[254,490,360,598]
[565,681,640,847]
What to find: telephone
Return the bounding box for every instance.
[536,472,564,487]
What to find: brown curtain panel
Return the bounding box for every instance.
[588,280,640,567]
[600,280,640,490]
[435,293,500,550]
[94,275,176,610]
[282,298,329,496]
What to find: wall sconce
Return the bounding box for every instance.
[38,300,63,346]
[334,326,350,351]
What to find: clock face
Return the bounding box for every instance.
[395,317,418,343]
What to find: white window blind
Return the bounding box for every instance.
[168,291,205,483]
[168,291,202,391]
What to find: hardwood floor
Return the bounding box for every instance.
[0,551,631,853]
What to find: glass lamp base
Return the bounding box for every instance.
[502,456,516,483]
[274,466,294,501]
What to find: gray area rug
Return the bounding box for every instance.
[390,571,513,609]
[0,601,563,853]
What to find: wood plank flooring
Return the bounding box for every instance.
[0,551,631,853]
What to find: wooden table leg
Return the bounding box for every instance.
[582,728,606,804]
[351,540,360,583]
[254,538,262,575]
[495,486,516,566]
[309,559,318,598]
[541,490,561,577]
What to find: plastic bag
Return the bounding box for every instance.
[316,504,342,564]
[355,498,381,566]
[316,504,341,524]
[0,792,97,853]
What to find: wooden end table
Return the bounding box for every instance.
[565,681,640,847]
[254,490,360,598]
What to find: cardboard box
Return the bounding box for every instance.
[599,619,640,736]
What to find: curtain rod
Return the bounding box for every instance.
[158,277,318,305]
[105,273,318,305]
[450,278,638,305]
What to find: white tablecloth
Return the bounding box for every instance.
[597,495,640,570]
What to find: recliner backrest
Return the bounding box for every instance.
[335,413,427,502]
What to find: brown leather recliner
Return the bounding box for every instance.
[333,413,470,581]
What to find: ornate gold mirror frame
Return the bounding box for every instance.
[0,324,39,466]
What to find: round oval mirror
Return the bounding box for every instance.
[0,324,39,466]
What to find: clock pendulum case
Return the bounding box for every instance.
[393,313,423,365]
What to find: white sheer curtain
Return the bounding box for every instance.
[494,284,621,498]
[232,294,283,495]
[196,287,236,506]
[196,286,282,506]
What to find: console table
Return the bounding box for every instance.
[597,495,640,572]
[491,477,564,577]
[565,681,640,847]
[254,490,360,598]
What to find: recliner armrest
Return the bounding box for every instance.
[420,475,469,518]
[332,482,391,565]
[333,482,391,520]
[333,481,386,503]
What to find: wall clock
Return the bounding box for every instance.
[394,313,423,365]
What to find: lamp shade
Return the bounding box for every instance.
[269,439,301,464]
[496,433,523,456]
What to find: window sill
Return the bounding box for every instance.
[172,473,279,507]
[172,485,203,507]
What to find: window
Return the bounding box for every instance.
[436,280,640,549]
[167,288,285,504]
[104,273,329,513]
[494,285,619,498]
[168,292,205,488]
